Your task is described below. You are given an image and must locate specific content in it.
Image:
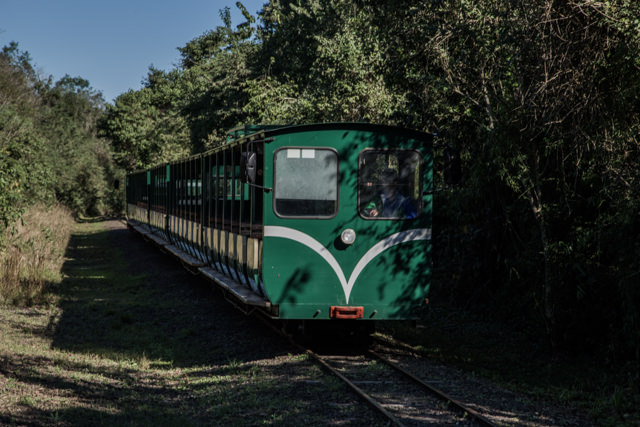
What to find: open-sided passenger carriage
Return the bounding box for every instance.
[126,123,433,337]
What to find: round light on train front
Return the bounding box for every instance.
[340,229,356,245]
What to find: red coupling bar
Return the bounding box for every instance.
[330,306,364,319]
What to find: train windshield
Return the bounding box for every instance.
[358,149,422,220]
[274,148,338,217]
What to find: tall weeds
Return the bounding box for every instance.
[0,204,74,306]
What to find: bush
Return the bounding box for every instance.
[0,204,74,306]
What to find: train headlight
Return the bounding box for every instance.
[340,229,356,245]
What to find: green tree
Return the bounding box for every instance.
[246,1,402,124]
[0,43,46,231]
[39,76,107,214]
[369,0,640,351]
[178,5,258,151]
[100,69,190,170]
[1,42,120,228]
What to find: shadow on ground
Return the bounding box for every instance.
[0,221,351,426]
[52,221,290,366]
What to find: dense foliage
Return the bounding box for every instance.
[101,0,640,361]
[4,0,638,364]
[0,42,121,238]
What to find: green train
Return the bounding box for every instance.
[126,123,434,335]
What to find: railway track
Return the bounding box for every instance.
[370,348,498,426]
[308,347,498,426]
[256,314,498,426]
[370,334,500,425]
[130,221,501,425]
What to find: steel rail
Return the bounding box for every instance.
[251,313,406,426]
[253,314,498,426]
[304,349,406,427]
[251,313,498,426]
[368,349,500,427]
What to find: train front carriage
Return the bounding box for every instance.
[126,123,433,327]
[260,124,432,321]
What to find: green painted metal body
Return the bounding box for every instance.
[259,124,433,320]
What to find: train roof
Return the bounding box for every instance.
[129,122,433,173]
[225,122,434,146]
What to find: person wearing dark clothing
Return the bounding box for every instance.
[364,169,417,219]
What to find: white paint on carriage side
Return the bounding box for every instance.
[264,226,431,303]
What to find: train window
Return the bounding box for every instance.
[274,148,338,218]
[358,150,422,220]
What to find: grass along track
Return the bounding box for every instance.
[1,218,629,426]
[0,219,387,426]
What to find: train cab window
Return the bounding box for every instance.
[274,148,338,217]
[358,150,422,220]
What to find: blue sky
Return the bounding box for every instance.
[1,0,266,103]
